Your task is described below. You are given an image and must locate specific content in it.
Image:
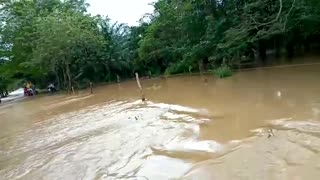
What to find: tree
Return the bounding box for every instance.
[138,0,320,75]
[31,11,106,90]
[1,0,320,90]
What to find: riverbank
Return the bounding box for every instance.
[2,55,319,106]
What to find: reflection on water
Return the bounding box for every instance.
[1,64,320,179]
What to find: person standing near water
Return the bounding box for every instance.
[26,81,31,89]
[25,81,34,96]
[31,83,36,95]
[48,83,56,93]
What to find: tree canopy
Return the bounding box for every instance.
[1,0,320,91]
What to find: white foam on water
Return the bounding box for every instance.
[149,103,199,113]
[268,118,320,134]
[1,100,217,180]
[158,139,222,153]
[137,155,192,180]
[250,128,265,133]
[162,112,190,119]
[229,140,242,144]
[269,118,293,125]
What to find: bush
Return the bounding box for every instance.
[214,65,233,78]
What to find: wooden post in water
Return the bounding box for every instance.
[135,73,145,101]
[71,86,75,95]
[117,74,120,83]
[90,82,93,94]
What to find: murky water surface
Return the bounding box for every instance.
[1,63,320,179]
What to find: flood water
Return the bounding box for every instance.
[1,62,320,179]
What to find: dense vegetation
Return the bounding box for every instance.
[1,0,320,93]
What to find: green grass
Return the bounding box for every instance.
[213,65,233,78]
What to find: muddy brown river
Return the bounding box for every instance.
[1,62,320,179]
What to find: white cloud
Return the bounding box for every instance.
[87,0,154,26]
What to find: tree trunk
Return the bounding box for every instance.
[66,63,72,92]
[54,68,61,90]
[304,38,310,53]
[198,60,204,74]
[286,42,294,58]
[258,40,267,63]
[274,37,281,58]
[62,67,67,90]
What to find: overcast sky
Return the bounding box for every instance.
[87,0,154,26]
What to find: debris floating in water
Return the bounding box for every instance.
[267,129,274,138]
